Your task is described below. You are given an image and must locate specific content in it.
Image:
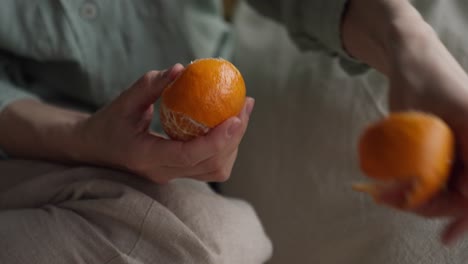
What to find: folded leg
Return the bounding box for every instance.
[0,160,272,264]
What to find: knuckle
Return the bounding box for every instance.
[180,153,194,167]
[119,147,149,174]
[139,72,157,92]
[129,71,158,95]
[118,98,134,117]
[149,173,171,185]
[208,157,225,172]
[212,166,232,182]
[174,143,195,167]
[110,90,132,114]
[140,71,156,85]
[211,137,226,154]
[123,155,144,173]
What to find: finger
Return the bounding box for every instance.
[442,215,468,246]
[188,149,238,182]
[454,169,468,198]
[175,97,253,165]
[375,182,412,209]
[354,180,463,217]
[410,159,468,218]
[189,146,239,179]
[160,148,239,181]
[120,64,185,114]
[142,149,238,183]
[353,181,412,209]
[156,97,254,167]
[412,191,468,218]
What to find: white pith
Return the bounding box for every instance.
[161,103,210,139]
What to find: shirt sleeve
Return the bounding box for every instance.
[0,66,38,158]
[0,59,38,113]
[246,0,369,74]
[0,1,51,112]
[0,80,38,113]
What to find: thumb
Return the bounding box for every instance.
[353,181,411,209]
[122,64,184,114]
[442,214,468,246]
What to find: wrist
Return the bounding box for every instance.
[32,102,91,164]
[0,99,92,163]
[342,0,432,75]
[57,111,91,164]
[345,1,468,129]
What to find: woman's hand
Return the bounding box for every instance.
[76,64,254,183]
[343,0,468,244]
[0,64,254,184]
[381,34,468,244]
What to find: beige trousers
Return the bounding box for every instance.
[0,160,272,264]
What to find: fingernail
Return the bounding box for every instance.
[442,232,455,247]
[246,98,255,117]
[162,64,177,80]
[165,63,184,81]
[162,65,175,79]
[460,186,468,198]
[227,118,241,138]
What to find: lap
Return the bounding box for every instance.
[0,160,272,264]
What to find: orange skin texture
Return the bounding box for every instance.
[357,112,455,209]
[160,58,246,141]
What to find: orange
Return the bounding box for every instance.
[159,58,246,141]
[353,111,455,209]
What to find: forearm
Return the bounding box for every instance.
[342,0,468,125]
[0,99,89,162]
[342,0,432,75]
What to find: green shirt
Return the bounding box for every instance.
[0,0,363,113]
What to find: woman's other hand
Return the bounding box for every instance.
[343,0,468,244]
[0,64,254,184]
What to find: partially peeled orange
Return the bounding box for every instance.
[353,111,455,209]
[160,58,246,141]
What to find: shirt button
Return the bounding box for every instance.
[80,2,98,19]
